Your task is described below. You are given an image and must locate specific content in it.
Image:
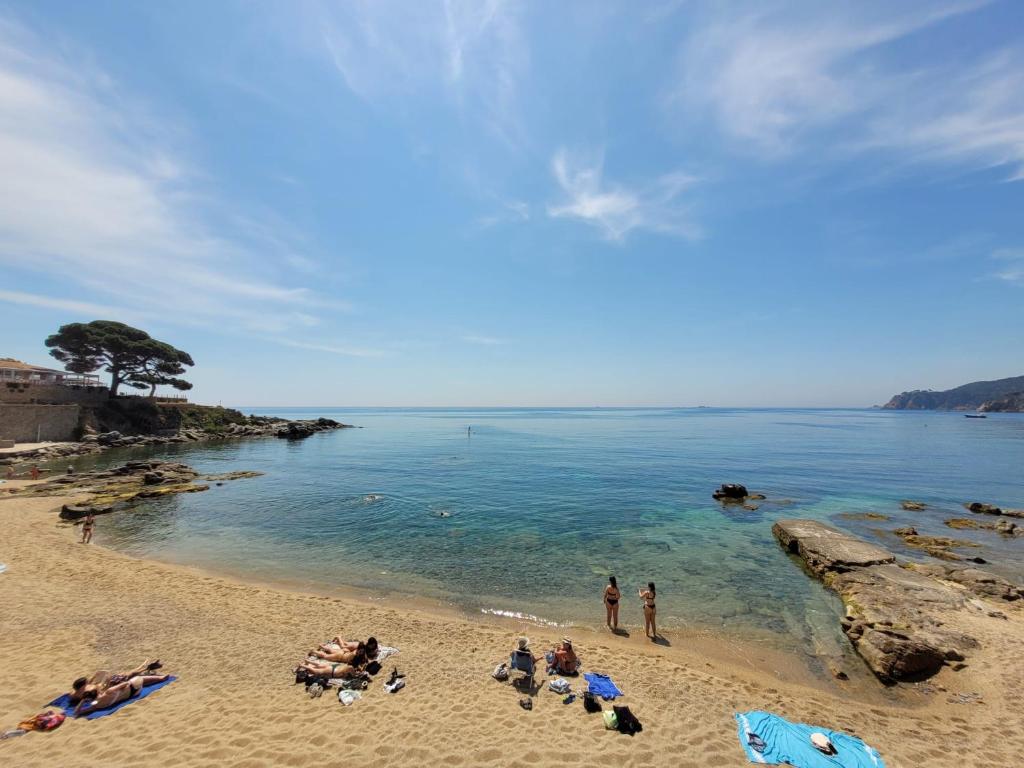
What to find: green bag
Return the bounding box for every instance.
[603,710,618,730]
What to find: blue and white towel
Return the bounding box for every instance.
[735,711,885,767]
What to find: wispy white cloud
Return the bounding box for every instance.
[860,51,1024,180]
[0,19,342,335]
[312,0,526,145]
[462,333,505,345]
[273,338,387,358]
[672,1,1024,179]
[991,248,1024,285]
[0,288,142,320]
[547,148,699,241]
[473,198,529,231]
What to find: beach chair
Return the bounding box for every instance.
[509,649,536,687]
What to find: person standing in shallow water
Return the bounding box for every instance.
[639,581,657,639]
[604,575,620,631]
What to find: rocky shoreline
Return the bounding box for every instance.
[773,519,1021,682]
[0,415,353,468]
[6,459,264,519]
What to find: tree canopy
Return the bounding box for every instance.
[45,320,194,397]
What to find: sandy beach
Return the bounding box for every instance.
[2,485,1023,768]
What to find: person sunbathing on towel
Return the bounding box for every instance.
[551,637,580,674]
[321,636,378,655]
[73,674,170,717]
[311,643,368,667]
[297,659,367,680]
[69,660,163,704]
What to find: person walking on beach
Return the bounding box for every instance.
[81,513,95,544]
[30,465,40,480]
[604,575,621,631]
[639,581,657,640]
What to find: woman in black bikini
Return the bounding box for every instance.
[81,513,95,544]
[639,581,657,639]
[73,674,170,717]
[603,575,620,631]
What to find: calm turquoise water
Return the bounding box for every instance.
[84,408,1024,666]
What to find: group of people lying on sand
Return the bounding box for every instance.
[296,636,379,680]
[66,659,169,717]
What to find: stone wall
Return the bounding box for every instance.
[0,404,81,442]
[0,382,108,405]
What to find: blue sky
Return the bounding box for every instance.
[1,0,1022,407]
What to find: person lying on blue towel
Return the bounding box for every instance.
[74,674,171,717]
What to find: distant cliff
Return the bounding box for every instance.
[978,391,1024,413]
[882,375,1024,411]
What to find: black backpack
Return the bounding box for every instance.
[613,705,643,735]
[583,691,602,713]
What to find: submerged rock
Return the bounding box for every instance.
[892,527,979,561]
[901,501,928,511]
[945,518,1019,536]
[965,502,1002,515]
[202,471,264,481]
[839,512,891,521]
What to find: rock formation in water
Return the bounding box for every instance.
[5,460,261,519]
[773,518,1021,682]
[881,375,1024,411]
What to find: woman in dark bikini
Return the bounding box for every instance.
[314,637,378,663]
[603,575,621,631]
[639,581,657,639]
[73,674,170,717]
[298,659,365,680]
[81,514,95,544]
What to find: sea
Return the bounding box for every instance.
[73,407,1024,675]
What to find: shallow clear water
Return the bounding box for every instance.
[82,407,1024,667]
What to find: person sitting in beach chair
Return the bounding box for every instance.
[313,637,378,664]
[549,637,580,675]
[509,637,539,685]
[68,660,163,705]
[73,673,171,717]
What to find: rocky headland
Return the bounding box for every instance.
[0,404,352,469]
[881,374,1024,411]
[773,519,1021,682]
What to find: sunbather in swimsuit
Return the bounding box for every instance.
[317,637,378,661]
[298,660,364,679]
[73,674,170,717]
[69,660,162,704]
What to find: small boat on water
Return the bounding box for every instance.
[965,414,987,418]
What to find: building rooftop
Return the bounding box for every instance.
[0,358,65,374]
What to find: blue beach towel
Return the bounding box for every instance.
[735,711,885,767]
[47,677,177,720]
[583,673,622,700]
